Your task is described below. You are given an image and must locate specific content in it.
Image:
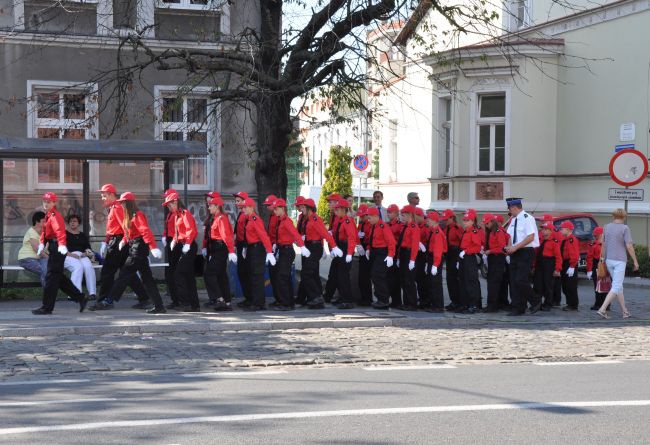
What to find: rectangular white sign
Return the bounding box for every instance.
[619,123,635,142]
[608,188,644,201]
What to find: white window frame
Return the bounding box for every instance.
[26,80,99,190]
[388,119,398,182]
[475,93,507,175]
[156,0,217,11]
[512,0,531,30]
[438,96,453,177]
[154,85,219,191]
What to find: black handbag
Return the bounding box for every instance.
[194,254,205,277]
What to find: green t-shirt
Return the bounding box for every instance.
[17,227,40,261]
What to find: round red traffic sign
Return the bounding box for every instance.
[353,154,369,171]
[609,149,648,187]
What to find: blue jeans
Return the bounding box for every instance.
[18,257,48,287]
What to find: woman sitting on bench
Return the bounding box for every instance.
[17,211,48,287]
[63,214,97,300]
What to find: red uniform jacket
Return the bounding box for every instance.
[388,219,403,240]
[235,211,247,244]
[368,221,396,257]
[538,236,562,272]
[485,228,508,255]
[399,223,420,261]
[446,222,463,248]
[210,214,235,254]
[173,209,198,245]
[479,228,487,249]
[245,213,273,253]
[333,216,358,255]
[419,224,430,249]
[561,234,580,268]
[163,211,176,239]
[586,241,602,272]
[125,211,157,249]
[276,215,305,247]
[304,213,337,249]
[427,227,447,268]
[267,214,280,245]
[359,220,372,248]
[460,227,482,255]
[105,202,125,242]
[328,214,339,231]
[41,206,67,246]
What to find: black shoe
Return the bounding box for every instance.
[180,306,201,312]
[269,300,281,307]
[357,301,372,307]
[146,306,167,314]
[483,307,499,313]
[330,298,341,306]
[462,306,477,314]
[78,294,87,313]
[445,303,457,311]
[590,305,599,310]
[540,305,552,312]
[243,305,266,312]
[166,302,180,310]
[336,302,355,309]
[562,305,578,312]
[132,302,149,310]
[371,302,390,310]
[529,303,542,314]
[32,307,52,315]
[88,294,96,301]
[89,301,113,311]
[307,303,325,309]
[498,304,513,311]
[214,300,233,312]
[203,300,216,309]
[237,300,251,308]
[430,307,445,313]
[507,310,525,316]
[273,305,295,311]
[452,306,468,313]
[399,305,418,312]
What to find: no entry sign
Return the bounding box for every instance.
[609,149,648,187]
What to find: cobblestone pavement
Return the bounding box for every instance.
[2,322,650,380]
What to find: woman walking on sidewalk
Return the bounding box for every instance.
[597,209,639,319]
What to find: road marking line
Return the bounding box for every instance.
[0,379,90,386]
[2,400,648,435]
[363,365,457,371]
[181,370,288,378]
[0,398,117,407]
[533,360,623,366]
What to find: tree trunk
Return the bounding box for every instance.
[255,94,292,219]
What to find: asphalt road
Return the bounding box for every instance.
[2,361,650,444]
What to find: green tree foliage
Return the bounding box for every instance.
[318,145,353,223]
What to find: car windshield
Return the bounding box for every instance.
[554,217,597,240]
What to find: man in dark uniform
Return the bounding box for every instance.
[233,191,251,307]
[331,199,358,309]
[443,209,463,311]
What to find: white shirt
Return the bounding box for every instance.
[507,210,539,248]
[376,205,388,221]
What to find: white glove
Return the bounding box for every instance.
[272,244,277,253]
[119,239,126,250]
[242,247,247,259]
[365,250,370,260]
[182,244,190,254]
[346,254,353,263]
[161,237,167,247]
[322,249,328,260]
[385,257,393,268]
[396,259,400,268]
[301,235,306,241]
[100,242,107,257]
[228,252,238,263]
[419,242,426,252]
[331,246,344,258]
[482,254,488,264]
[170,239,177,250]
[587,271,592,279]
[300,246,311,257]
[356,245,366,256]
[58,245,68,255]
[424,263,429,274]
[567,267,575,277]
[358,231,365,239]
[266,253,277,266]
[328,230,333,236]
[408,260,415,270]
[201,248,208,257]
[456,262,460,269]
[36,243,45,256]
[459,250,466,259]
[431,266,438,276]
[505,256,511,264]
[151,248,162,259]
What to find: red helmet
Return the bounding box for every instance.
[427,211,440,222]
[336,199,350,209]
[593,226,603,236]
[541,222,554,230]
[272,198,287,209]
[387,204,399,213]
[42,192,58,203]
[560,221,574,230]
[117,192,136,202]
[208,196,224,206]
[328,193,343,202]
[237,198,256,208]
[263,195,278,206]
[414,208,424,218]
[482,213,495,225]
[205,191,221,199]
[162,188,177,198]
[233,191,250,200]
[98,183,117,194]
[401,205,415,214]
[462,209,477,221]
[366,207,380,217]
[294,196,305,206]
[162,192,179,206]
[304,198,316,209]
[442,209,455,219]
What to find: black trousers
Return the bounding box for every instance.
[415,251,430,307]
[509,248,539,312]
[301,242,324,305]
[165,239,181,304]
[370,248,389,305]
[204,241,231,303]
[446,246,461,305]
[42,240,84,312]
[552,270,562,305]
[460,254,481,309]
[358,253,373,305]
[236,242,251,302]
[276,245,296,307]
[561,260,579,308]
[428,260,444,310]
[534,257,556,307]
[99,235,148,303]
[248,243,267,307]
[487,254,506,310]
[499,263,510,307]
[173,242,199,309]
[399,249,417,307]
[331,242,353,303]
[387,259,402,307]
[269,246,280,303]
[108,238,163,309]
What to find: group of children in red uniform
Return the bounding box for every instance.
[31,187,602,315]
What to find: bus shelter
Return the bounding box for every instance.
[0,136,206,287]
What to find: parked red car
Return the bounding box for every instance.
[533,213,600,269]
